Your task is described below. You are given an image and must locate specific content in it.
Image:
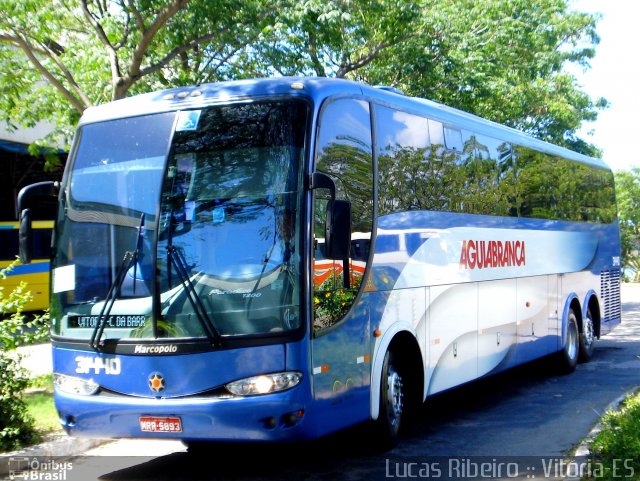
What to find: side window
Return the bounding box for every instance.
[444,126,463,152]
[458,133,515,216]
[33,228,53,259]
[512,147,616,223]
[313,99,373,331]
[376,105,461,215]
[0,229,18,261]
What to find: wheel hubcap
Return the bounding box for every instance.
[584,316,594,347]
[386,366,404,427]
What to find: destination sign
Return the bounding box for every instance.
[68,315,148,329]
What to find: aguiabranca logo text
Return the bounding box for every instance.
[459,240,526,269]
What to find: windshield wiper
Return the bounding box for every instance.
[163,195,222,347]
[167,245,222,347]
[90,214,145,350]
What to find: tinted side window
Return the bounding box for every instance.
[375,104,615,224]
[0,228,50,261]
[458,133,516,216]
[376,105,462,215]
[514,146,616,223]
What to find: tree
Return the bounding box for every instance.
[247,0,606,155]
[1,0,606,158]
[615,168,640,282]
[0,0,272,149]
[246,0,421,78]
[356,0,607,154]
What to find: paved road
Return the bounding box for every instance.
[19,285,640,480]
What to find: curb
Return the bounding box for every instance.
[0,434,110,478]
[574,388,639,457]
[564,388,639,481]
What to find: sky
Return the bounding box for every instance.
[568,0,640,172]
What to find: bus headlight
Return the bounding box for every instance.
[54,373,99,395]
[225,372,302,396]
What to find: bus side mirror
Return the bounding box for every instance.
[16,181,59,265]
[19,208,33,264]
[325,199,351,260]
[16,180,60,217]
[310,172,351,259]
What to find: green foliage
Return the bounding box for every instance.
[28,373,53,390]
[1,0,606,158]
[25,390,60,435]
[314,282,358,331]
[588,393,640,480]
[615,168,640,282]
[0,0,276,157]
[358,0,605,153]
[0,354,40,451]
[0,262,51,452]
[250,0,420,78]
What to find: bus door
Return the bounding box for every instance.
[310,98,374,432]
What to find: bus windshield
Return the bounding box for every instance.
[52,100,307,342]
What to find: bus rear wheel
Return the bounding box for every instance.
[579,308,596,362]
[558,308,579,373]
[376,349,405,448]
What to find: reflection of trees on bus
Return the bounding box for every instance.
[377,136,615,223]
[313,139,374,234]
[378,145,463,215]
[512,146,616,223]
[312,139,372,330]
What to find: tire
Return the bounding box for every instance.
[579,308,596,362]
[558,308,580,373]
[376,350,406,448]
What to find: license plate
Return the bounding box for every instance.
[139,416,182,433]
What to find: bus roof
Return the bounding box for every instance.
[79,76,609,171]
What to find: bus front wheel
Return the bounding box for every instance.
[376,349,405,448]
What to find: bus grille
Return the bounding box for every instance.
[600,269,621,323]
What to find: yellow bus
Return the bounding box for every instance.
[0,220,52,312]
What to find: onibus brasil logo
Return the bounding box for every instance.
[7,457,73,480]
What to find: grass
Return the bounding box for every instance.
[23,374,62,435]
[587,391,640,480]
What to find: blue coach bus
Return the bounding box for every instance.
[17,77,621,447]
